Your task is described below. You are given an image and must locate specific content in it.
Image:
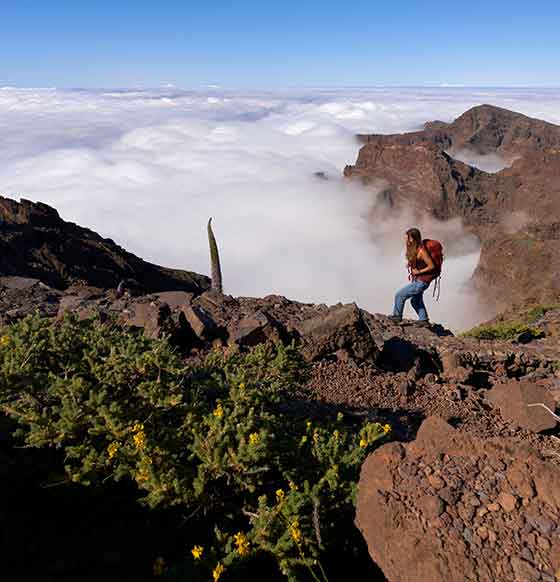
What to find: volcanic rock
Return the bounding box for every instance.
[181,304,217,341]
[295,303,378,362]
[344,105,560,310]
[228,310,283,347]
[356,416,560,582]
[486,380,558,433]
[0,196,210,294]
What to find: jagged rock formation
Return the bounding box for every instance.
[344,105,560,310]
[356,416,560,582]
[0,197,210,294]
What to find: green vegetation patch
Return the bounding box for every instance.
[461,302,560,341]
[460,321,542,341]
[0,314,390,581]
[522,303,560,324]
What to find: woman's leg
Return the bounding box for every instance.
[393,282,418,318]
[410,281,430,321]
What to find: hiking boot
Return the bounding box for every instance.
[387,315,402,322]
[414,320,431,327]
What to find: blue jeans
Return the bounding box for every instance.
[393,280,430,321]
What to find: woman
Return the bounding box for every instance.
[390,228,435,324]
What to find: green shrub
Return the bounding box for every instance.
[0,314,390,581]
[522,303,560,324]
[460,321,542,341]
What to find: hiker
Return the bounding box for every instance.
[389,228,442,325]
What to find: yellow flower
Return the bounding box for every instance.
[275,488,285,503]
[133,430,146,449]
[239,382,246,391]
[153,557,166,576]
[131,422,144,433]
[136,468,149,482]
[213,403,224,418]
[306,421,312,429]
[288,480,298,491]
[336,412,344,421]
[212,563,225,582]
[233,531,250,557]
[290,520,302,544]
[300,436,308,445]
[383,424,392,434]
[333,430,340,440]
[0,335,10,347]
[191,545,203,560]
[249,432,260,445]
[107,441,119,459]
[359,438,368,448]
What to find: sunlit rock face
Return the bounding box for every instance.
[345,104,560,312]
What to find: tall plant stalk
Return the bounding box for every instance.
[207,217,223,293]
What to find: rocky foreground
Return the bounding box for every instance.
[2,270,559,581]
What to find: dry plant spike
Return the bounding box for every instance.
[527,402,560,422]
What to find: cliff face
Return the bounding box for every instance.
[0,196,210,294]
[344,105,560,310]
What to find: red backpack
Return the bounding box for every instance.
[423,239,444,300]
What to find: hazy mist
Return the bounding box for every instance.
[1,87,559,330]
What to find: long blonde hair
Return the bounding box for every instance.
[406,228,422,265]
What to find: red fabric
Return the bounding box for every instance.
[410,239,444,283]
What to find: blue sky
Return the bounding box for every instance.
[1,0,559,88]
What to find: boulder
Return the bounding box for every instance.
[295,303,377,362]
[228,310,282,347]
[486,381,558,433]
[0,276,42,291]
[181,304,217,341]
[356,416,560,582]
[57,295,102,320]
[152,291,193,310]
[121,300,174,340]
[439,349,472,383]
[0,277,62,322]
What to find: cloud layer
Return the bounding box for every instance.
[1,86,560,330]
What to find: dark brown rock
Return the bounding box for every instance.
[417,494,445,519]
[228,310,282,347]
[181,304,217,341]
[0,196,210,294]
[486,380,558,433]
[296,303,378,362]
[122,300,173,340]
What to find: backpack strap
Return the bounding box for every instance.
[432,275,442,302]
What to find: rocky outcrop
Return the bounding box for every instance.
[486,381,558,433]
[356,104,560,157]
[423,104,560,156]
[356,416,560,582]
[344,105,560,311]
[0,197,210,294]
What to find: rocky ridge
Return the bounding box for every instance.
[344,105,560,310]
[0,196,209,294]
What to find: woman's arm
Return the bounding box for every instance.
[411,247,435,275]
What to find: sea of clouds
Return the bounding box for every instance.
[1,86,560,330]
